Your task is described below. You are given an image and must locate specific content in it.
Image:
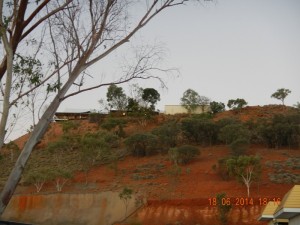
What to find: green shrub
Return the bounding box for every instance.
[88,113,105,123]
[168,145,200,165]
[61,121,79,134]
[210,101,225,114]
[218,123,250,144]
[124,132,158,157]
[216,192,232,225]
[230,138,249,156]
[24,167,52,192]
[87,131,120,148]
[50,168,73,192]
[181,118,218,145]
[257,114,300,149]
[101,118,127,137]
[152,121,180,151]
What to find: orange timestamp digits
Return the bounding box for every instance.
[208,197,254,206]
[258,197,281,206]
[208,197,281,206]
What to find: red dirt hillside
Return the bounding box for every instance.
[6,105,300,225]
[214,104,298,122]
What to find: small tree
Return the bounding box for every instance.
[24,168,51,193]
[216,192,232,225]
[127,98,140,112]
[142,88,160,111]
[50,168,72,192]
[210,101,225,114]
[227,98,247,110]
[80,133,111,184]
[181,89,200,114]
[168,145,200,165]
[271,88,291,105]
[106,84,128,111]
[226,155,261,197]
[199,95,210,112]
[119,187,133,217]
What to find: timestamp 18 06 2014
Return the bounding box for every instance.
[208,197,281,206]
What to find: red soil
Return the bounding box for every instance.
[11,105,300,224]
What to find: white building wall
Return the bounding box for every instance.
[289,215,300,225]
[164,105,210,115]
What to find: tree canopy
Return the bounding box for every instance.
[106,84,127,111]
[226,155,261,197]
[227,98,247,110]
[181,89,201,114]
[142,88,160,111]
[271,88,291,105]
[210,101,225,114]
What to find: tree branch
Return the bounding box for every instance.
[21,0,73,41]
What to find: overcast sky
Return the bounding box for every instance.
[4,0,300,141]
[58,0,300,111]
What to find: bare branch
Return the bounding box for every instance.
[85,1,187,68]
[62,74,164,101]
[21,0,73,41]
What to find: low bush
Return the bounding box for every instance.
[216,192,232,225]
[152,121,180,151]
[61,121,79,134]
[218,123,250,144]
[124,132,158,157]
[181,118,218,145]
[168,145,200,165]
[230,138,249,156]
[101,118,127,137]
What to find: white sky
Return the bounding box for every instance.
[59,0,300,112]
[4,0,300,141]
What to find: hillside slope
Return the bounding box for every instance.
[1,105,300,225]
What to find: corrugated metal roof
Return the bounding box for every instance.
[259,201,279,221]
[274,185,300,219]
[276,185,300,212]
[263,201,279,216]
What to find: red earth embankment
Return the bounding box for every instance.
[131,198,268,225]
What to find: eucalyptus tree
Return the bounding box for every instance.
[0,0,212,215]
[106,84,127,111]
[271,88,291,105]
[0,0,73,148]
[181,88,200,114]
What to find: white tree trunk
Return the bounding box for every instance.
[0,26,14,149]
[0,64,83,214]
